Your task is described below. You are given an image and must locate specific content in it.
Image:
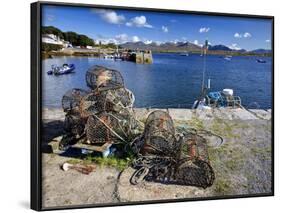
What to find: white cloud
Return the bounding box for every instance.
[234,33,242,38]
[199,27,210,33]
[92,9,125,24]
[244,32,252,38]
[126,16,153,28]
[97,38,118,45]
[144,40,153,45]
[98,34,142,44]
[228,43,241,50]
[234,32,252,38]
[162,26,169,33]
[155,41,163,46]
[115,34,129,43]
[193,40,203,47]
[132,36,140,43]
[46,14,55,21]
[265,39,271,43]
[170,39,179,44]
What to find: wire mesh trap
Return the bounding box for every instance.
[80,88,135,116]
[59,65,216,189]
[130,110,215,188]
[141,110,179,157]
[62,88,90,112]
[86,112,130,144]
[59,65,139,152]
[86,65,124,91]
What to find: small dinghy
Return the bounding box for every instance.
[224,56,232,61]
[256,59,266,63]
[47,64,75,75]
[180,53,189,56]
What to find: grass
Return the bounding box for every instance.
[85,155,133,171]
[187,117,204,130]
[67,155,133,171]
[214,179,232,194]
[210,118,241,139]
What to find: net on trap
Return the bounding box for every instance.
[80,88,135,116]
[175,133,215,188]
[86,65,124,91]
[63,111,86,136]
[61,88,90,112]
[86,112,131,145]
[130,110,215,188]
[141,110,179,157]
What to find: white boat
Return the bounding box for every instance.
[104,54,114,60]
[224,56,232,61]
[180,53,189,56]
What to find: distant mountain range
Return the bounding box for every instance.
[120,41,201,52]
[249,49,272,54]
[120,41,271,55]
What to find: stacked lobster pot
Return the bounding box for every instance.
[130,110,215,188]
[60,65,139,154]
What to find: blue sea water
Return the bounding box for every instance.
[42,53,272,109]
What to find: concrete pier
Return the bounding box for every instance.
[41,107,272,207]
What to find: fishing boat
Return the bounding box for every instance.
[224,56,232,61]
[180,53,189,56]
[104,54,114,60]
[256,59,266,63]
[192,40,242,109]
[47,64,75,75]
[193,89,241,109]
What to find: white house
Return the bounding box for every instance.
[42,34,73,48]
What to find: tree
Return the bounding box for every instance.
[42,26,64,39]
[63,31,79,46]
[42,26,95,47]
[77,34,95,47]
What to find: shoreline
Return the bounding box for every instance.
[42,50,272,59]
[42,107,272,121]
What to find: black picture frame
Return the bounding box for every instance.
[31,1,274,211]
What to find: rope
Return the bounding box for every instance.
[237,103,266,120]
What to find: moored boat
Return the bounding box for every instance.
[180,53,189,56]
[256,59,266,63]
[47,64,75,75]
[193,40,242,109]
[224,56,232,61]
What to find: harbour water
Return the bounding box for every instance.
[42,53,272,109]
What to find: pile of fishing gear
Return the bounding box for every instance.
[59,65,216,188]
[59,65,139,150]
[130,110,215,188]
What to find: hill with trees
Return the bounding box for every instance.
[42,26,95,47]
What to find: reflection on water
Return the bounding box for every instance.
[42,54,272,109]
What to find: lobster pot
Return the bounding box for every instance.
[176,134,215,188]
[62,88,90,112]
[105,88,135,111]
[142,111,178,156]
[181,134,210,163]
[174,158,215,188]
[86,112,130,144]
[78,93,109,118]
[80,88,135,116]
[63,111,85,136]
[86,65,124,91]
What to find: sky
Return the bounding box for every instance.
[42,5,272,51]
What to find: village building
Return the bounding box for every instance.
[42,34,73,48]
